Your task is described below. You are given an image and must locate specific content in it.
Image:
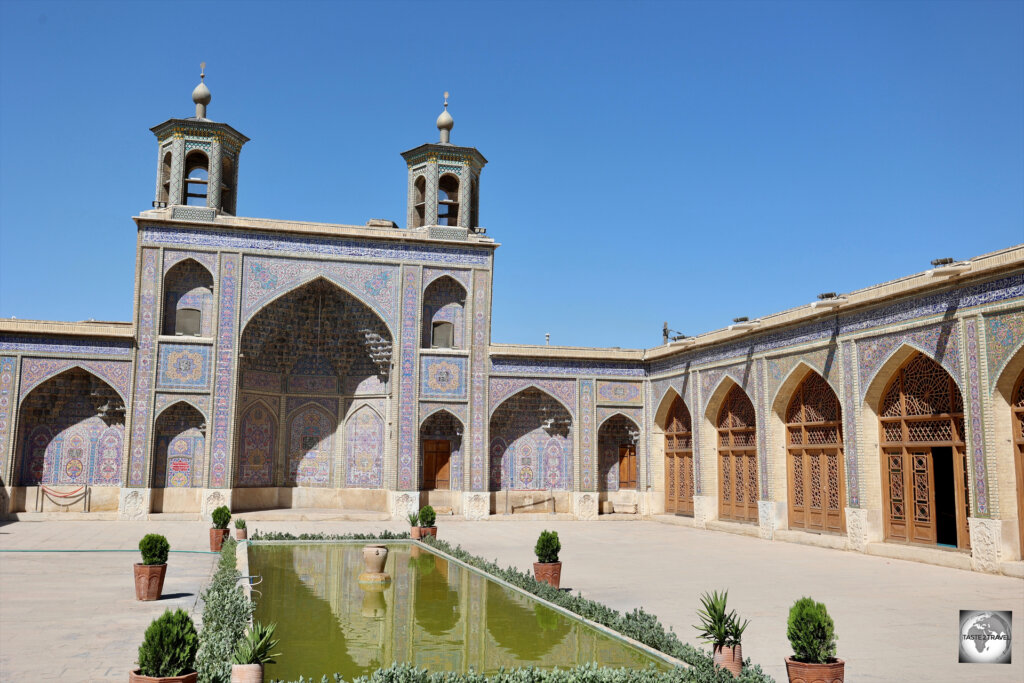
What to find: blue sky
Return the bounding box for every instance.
[1,0,1021,349]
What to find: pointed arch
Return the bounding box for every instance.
[285,404,335,487]
[771,360,834,415]
[597,413,640,492]
[488,386,574,491]
[659,391,695,515]
[236,399,277,487]
[703,373,751,423]
[162,257,214,337]
[155,396,208,422]
[489,382,575,420]
[991,345,1024,560]
[152,401,206,489]
[346,404,384,489]
[18,360,131,404]
[862,340,962,406]
[715,383,758,523]
[652,384,683,425]
[15,367,125,486]
[420,409,465,491]
[422,275,467,349]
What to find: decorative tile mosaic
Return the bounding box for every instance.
[699,363,754,417]
[489,389,573,490]
[209,253,239,488]
[285,397,338,418]
[19,396,123,487]
[140,225,492,266]
[840,341,860,506]
[579,379,595,491]
[155,393,210,419]
[19,357,132,402]
[346,405,384,488]
[964,318,989,515]
[983,308,1024,385]
[595,380,643,405]
[156,344,212,390]
[470,270,490,490]
[286,404,333,486]
[419,356,467,399]
[597,406,643,429]
[419,402,468,425]
[649,273,1024,377]
[397,268,420,490]
[755,358,768,499]
[420,409,464,491]
[598,413,640,491]
[488,377,577,419]
[766,345,839,403]
[162,249,218,275]
[237,399,277,487]
[856,321,961,400]
[242,370,281,392]
[0,356,15,480]
[152,403,205,488]
[422,267,471,291]
[287,375,338,394]
[241,256,399,330]
[162,258,214,337]
[128,249,159,486]
[490,357,644,377]
[421,276,466,348]
[0,335,132,357]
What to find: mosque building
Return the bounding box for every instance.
[1,71,1022,576]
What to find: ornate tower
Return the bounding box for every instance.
[150,64,250,216]
[401,94,487,231]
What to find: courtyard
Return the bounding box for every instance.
[0,517,1020,682]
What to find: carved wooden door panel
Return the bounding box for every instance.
[664,396,694,515]
[718,386,758,523]
[423,439,451,490]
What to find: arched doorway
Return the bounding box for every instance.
[489,388,573,491]
[152,402,206,489]
[420,410,464,491]
[879,352,970,549]
[16,367,125,487]
[663,396,693,515]
[598,414,640,492]
[1012,370,1024,559]
[786,371,845,533]
[718,385,758,523]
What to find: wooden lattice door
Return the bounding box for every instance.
[879,353,970,549]
[422,439,451,490]
[1013,371,1024,561]
[786,372,846,533]
[664,396,694,515]
[718,386,758,523]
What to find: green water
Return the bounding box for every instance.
[249,543,670,681]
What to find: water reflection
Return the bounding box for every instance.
[249,544,666,682]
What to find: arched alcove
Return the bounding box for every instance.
[597,414,640,493]
[658,392,694,515]
[489,388,573,491]
[991,345,1024,560]
[716,384,758,523]
[420,410,464,491]
[345,405,385,489]
[162,258,214,337]
[152,402,206,489]
[422,276,466,349]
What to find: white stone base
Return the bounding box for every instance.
[757,500,786,540]
[845,507,883,552]
[389,491,418,521]
[118,488,151,520]
[573,492,598,521]
[693,495,717,529]
[462,492,489,520]
[969,517,1004,573]
[201,489,232,522]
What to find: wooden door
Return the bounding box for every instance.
[618,445,637,489]
[718,386,758,523]
[786,372,845,533]
[664,396,694,515]
[422,439,451,490]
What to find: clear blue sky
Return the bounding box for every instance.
[1,0,1021,349]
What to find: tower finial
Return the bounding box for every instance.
[436,91,454,144]
[192,62,212,119]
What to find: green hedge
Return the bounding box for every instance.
[195,539,254,683]
[250,530,410,541]
[251,533,773,683]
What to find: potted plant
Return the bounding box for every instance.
[234,518,247,541]
[130,608,199,682]
[694,589,749,677]
[135,533,170,601]
[407,511,421,540]
[210,505,231,552]
[785,597,844,683]
[418,505,437,538]
[533,529,562,589]
[231,620,280,683]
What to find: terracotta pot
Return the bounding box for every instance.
[421,526,437,538]
[234,528,247,540]
[209,528,229,552]
[713,644,743,677]
[533,561,562,589]
[133,563,167,601]
[129,670,198,683]
[362,544,389,574]
[784,657,845,683]
[410,526,422,540]
[230,663,263,683]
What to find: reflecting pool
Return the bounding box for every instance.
[249,543,670,681]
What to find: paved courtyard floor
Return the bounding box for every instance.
[1,517,1021,682]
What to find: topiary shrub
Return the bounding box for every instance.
[418,505,436,527]
[535,529,561,563]
[211,505,231,530]
[136,608,199,677]
[787,596,837,663]
[139,533,170,565]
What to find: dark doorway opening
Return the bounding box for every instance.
[933,446,957,547]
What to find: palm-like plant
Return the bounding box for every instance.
[694,590,749,648]
[232,621,281,665]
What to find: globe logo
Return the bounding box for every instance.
[959,610,1012,664]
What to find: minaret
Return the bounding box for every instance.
[150,64,250,216]
[401,93,487,231]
